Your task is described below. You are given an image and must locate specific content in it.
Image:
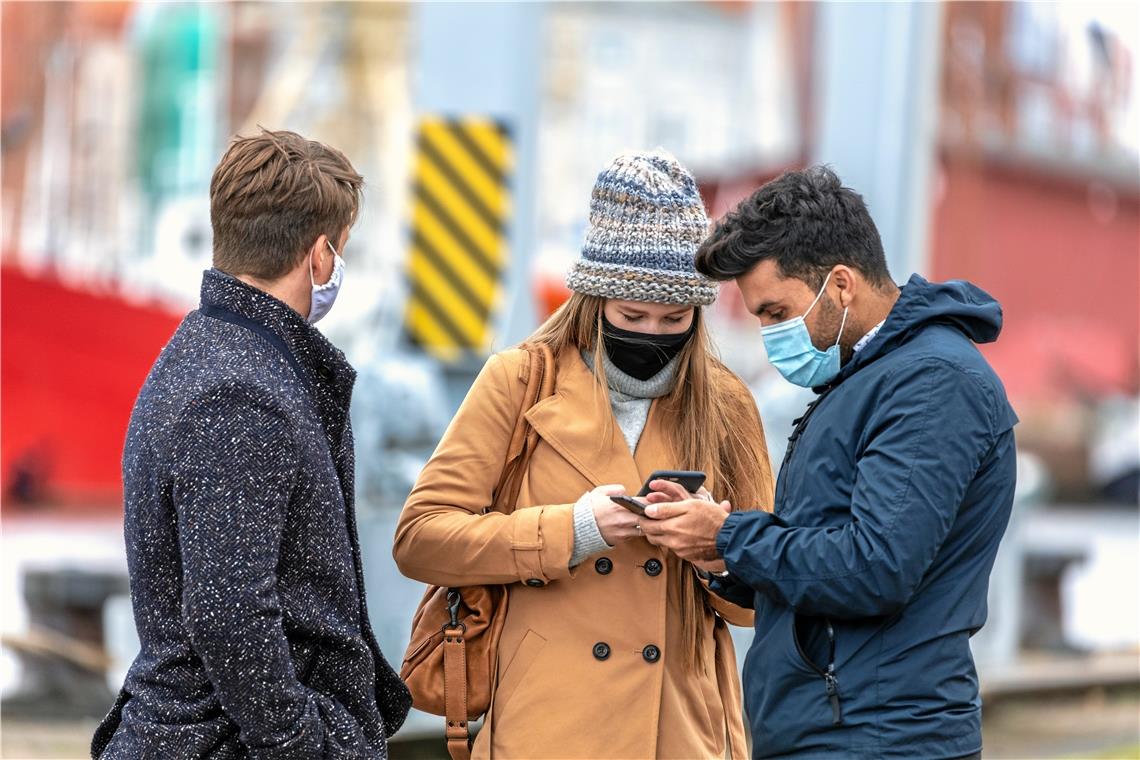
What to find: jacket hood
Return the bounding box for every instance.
[833,274,1003,385]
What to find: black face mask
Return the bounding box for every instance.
[601,314,694,381]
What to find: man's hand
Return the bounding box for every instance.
[643,478,713,505]
[640,494,732,562]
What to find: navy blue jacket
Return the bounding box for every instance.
[713,275,1018,759]
[93,270,410,759]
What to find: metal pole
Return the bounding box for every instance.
[811,2,944,280]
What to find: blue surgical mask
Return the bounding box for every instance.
[309,240,344,324]
[761,271,848,388]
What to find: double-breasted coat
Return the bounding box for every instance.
[394,346,773,758]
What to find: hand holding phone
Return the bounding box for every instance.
[637,470,706,497]
[609,494,648,515]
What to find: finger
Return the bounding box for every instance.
[597,484,626,496]
[719,500,732,514]
[648,479,690,502]
[643,501,695,520]
[639,526,673,547]
[643,491,673,504]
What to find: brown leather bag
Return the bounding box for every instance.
[399,344,555,760]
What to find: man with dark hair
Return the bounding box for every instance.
[92,129,410,759]
[639,166,1017,759]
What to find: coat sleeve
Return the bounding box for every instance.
[393,352,576,587]
[715,359,1001,619]
[700,576,754,624]
[171,383,364,759]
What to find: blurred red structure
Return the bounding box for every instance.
[931,158,1140,402]
[1,266,182,512]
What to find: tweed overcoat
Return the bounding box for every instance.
[394,346,774,759]
[93,269,411,759]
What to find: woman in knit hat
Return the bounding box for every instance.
[395,151,774,759]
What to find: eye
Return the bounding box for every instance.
[620,313,643,322]
[664,316,684,325]
[769,311,784,321]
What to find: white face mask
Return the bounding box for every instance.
[308,240,344,324]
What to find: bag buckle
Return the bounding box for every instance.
[444,589,467,634]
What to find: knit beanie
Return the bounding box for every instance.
[566,150,719,306]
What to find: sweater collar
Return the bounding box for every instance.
[581,349,677,400]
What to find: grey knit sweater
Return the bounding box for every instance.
[569,350,679,567]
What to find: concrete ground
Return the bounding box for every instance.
[3,688,1137,760]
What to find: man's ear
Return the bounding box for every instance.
[307,234,330,272]
[832,265,858,308]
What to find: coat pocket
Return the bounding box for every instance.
[747,610,840,753]
[493,629,546,708]
[791,614,843,726]
[91,687,131,758]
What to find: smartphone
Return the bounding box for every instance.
[609,495,648,515]
[636,470,706,497]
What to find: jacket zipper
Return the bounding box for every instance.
[781,388,835,472]
[794,617,843,726]
[781,387,844,724]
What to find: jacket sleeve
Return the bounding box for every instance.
[171,383,364,759]
[393,352,576,587]
[715,359,1001,619]
[707,573,757,612]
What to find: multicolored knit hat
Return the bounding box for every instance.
[566,150,719,306]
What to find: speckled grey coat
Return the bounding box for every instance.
[92,269,410,759]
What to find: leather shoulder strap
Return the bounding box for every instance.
[489,343,556,515]
[442,624,471,760]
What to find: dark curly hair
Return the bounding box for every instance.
[696,165,892,292]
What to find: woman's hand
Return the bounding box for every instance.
[582,485,644,546]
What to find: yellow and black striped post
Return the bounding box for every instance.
[404,116,514,361]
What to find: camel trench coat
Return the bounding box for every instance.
[395,347,774,758]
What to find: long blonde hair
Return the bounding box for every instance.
[526,293,773,672]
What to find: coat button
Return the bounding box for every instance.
[642,644,661,663]
[593,642,611,661]
[643,558,663,577]
[525,578,545,587]
[594,557,613,575]
[316,366,335,381]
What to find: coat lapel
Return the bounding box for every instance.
[525,348,644,491]
[631,399,675,483]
